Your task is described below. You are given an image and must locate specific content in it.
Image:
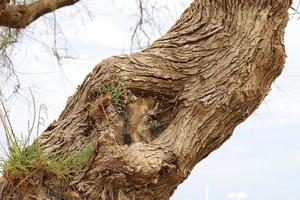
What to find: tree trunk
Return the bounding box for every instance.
[0,0,292,199]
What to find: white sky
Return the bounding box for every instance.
[1,1,300,200]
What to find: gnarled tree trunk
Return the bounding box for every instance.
[0,0,292,199]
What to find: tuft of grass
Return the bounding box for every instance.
[98,78,125,107]
[0,142,93,180]
[0,99,93,189]
[1,141,41,177]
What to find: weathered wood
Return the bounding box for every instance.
[0,0,292,199]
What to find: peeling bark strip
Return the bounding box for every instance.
[0,0,292,199]
[0,0,80,28]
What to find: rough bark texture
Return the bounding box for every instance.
[0,0,79,28]
[0,0,292,199]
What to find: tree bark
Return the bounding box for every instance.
[0,0,292,199]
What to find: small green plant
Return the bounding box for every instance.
[1,141,41,177]
[98,78,125,107]
[0,141,93,180]
[0,99,93,189]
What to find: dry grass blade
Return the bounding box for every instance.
[0,98,19,151]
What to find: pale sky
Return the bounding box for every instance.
[1,1,300,200]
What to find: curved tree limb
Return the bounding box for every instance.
[0,0,80,28]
